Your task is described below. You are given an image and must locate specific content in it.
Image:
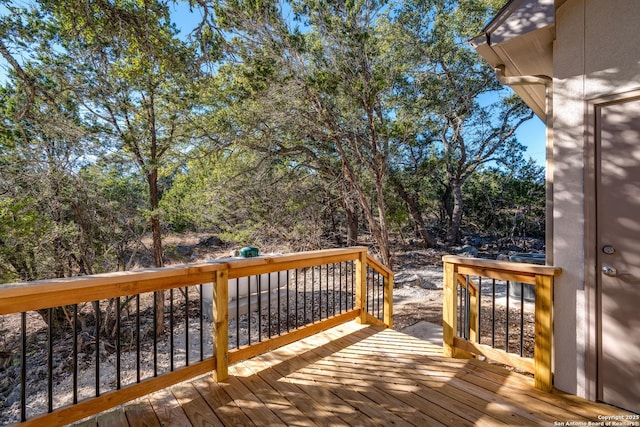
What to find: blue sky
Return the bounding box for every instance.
[515,115,546,166]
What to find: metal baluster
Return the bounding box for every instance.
[492,279,496,348]
[47,308,53,413]
[520,282,525,357]
[258,275,262,342]
[116,297,121,389]
[153,294,157,377]
[236,279,240,349]
[286,270,290,333]
[319,266,322,320]
[73,304,78,404]
[185,287,189,366]
[295,269,299,329]
[170,289,174,371]
[458,284,463,337]
[478,278,482,343]
[277,271,282,336]
[268,273,272,338]
[304,268,308,324]
[311,267,315,323]
[334,263,338,315]
[199,284,204,361]
[351,262,355,309]
[95,302,100,397]
[339,262,343,314]
[137,294,141,382]
[21,312,26,422]
[464,276,470,340]
[506,281,510,353]
[248,277,252,346]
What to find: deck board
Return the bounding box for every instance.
[84,322,633,426]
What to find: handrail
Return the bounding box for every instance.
[365,254,393,277]
[0,246,393,426]
[443,255,561,392]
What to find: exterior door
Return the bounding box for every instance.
[596,95,640,414]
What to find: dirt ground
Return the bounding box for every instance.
[158,234,449,331]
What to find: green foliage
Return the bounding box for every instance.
[0,0,543,280]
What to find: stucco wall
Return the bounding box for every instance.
[552,0,640,398]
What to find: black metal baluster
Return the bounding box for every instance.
[464,277,470,340]
[492,279,496,347]
[378,271,382,320]
[236,279,240,349]
[199,284,204,361]
[506,281,510,353]
[458,285,463,336]
[248,277,252,346]
[286,270,290,333]
[268,273,272,338]
[137,294,141,382]
[333,263,337,315]
[311,267,315,323]
[21,312,26,422]
[153,294,157,377]
[116,297,121,389]
[170,288,174,371]
[339,263,343,314]
[95,301,100,397]
[185,287,189,366]
[520,283,525,357]
[47,308,53,413]
[366,269,370,314]
[319,266,322,320]
[325,264,329,318]
[478,278,482,343]
[351,262,355,309]
[294,269,299,329]
[303,268,308,324]
[258,275,262,342]
[277,271,282,336]
[73,304,78,404]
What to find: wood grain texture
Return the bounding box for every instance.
[71,322,631,427]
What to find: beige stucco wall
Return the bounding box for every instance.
[552,0,640,398]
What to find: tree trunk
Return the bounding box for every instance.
[148,168,165,336]
[446,181,463,245]
[390,174,435,247]
[345,205,359,246]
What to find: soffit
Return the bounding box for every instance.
[471,0,555,121]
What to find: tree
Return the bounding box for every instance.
[392,0,531,244]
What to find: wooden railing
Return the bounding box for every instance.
[442,255,561,392]
[0,247,393,427]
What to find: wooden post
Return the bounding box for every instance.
[384,272,393,328]
[443,261,457,357]
[534,274,553,391]
[468,277,479,344]
[213,269,229,382]
[355,249,368,324]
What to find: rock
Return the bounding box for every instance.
[176,245,193,257]
[456,245,478,258]
[198,236,223,247]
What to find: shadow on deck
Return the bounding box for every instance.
[76,322,629,426]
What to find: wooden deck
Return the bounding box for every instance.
[75,322,630,426]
